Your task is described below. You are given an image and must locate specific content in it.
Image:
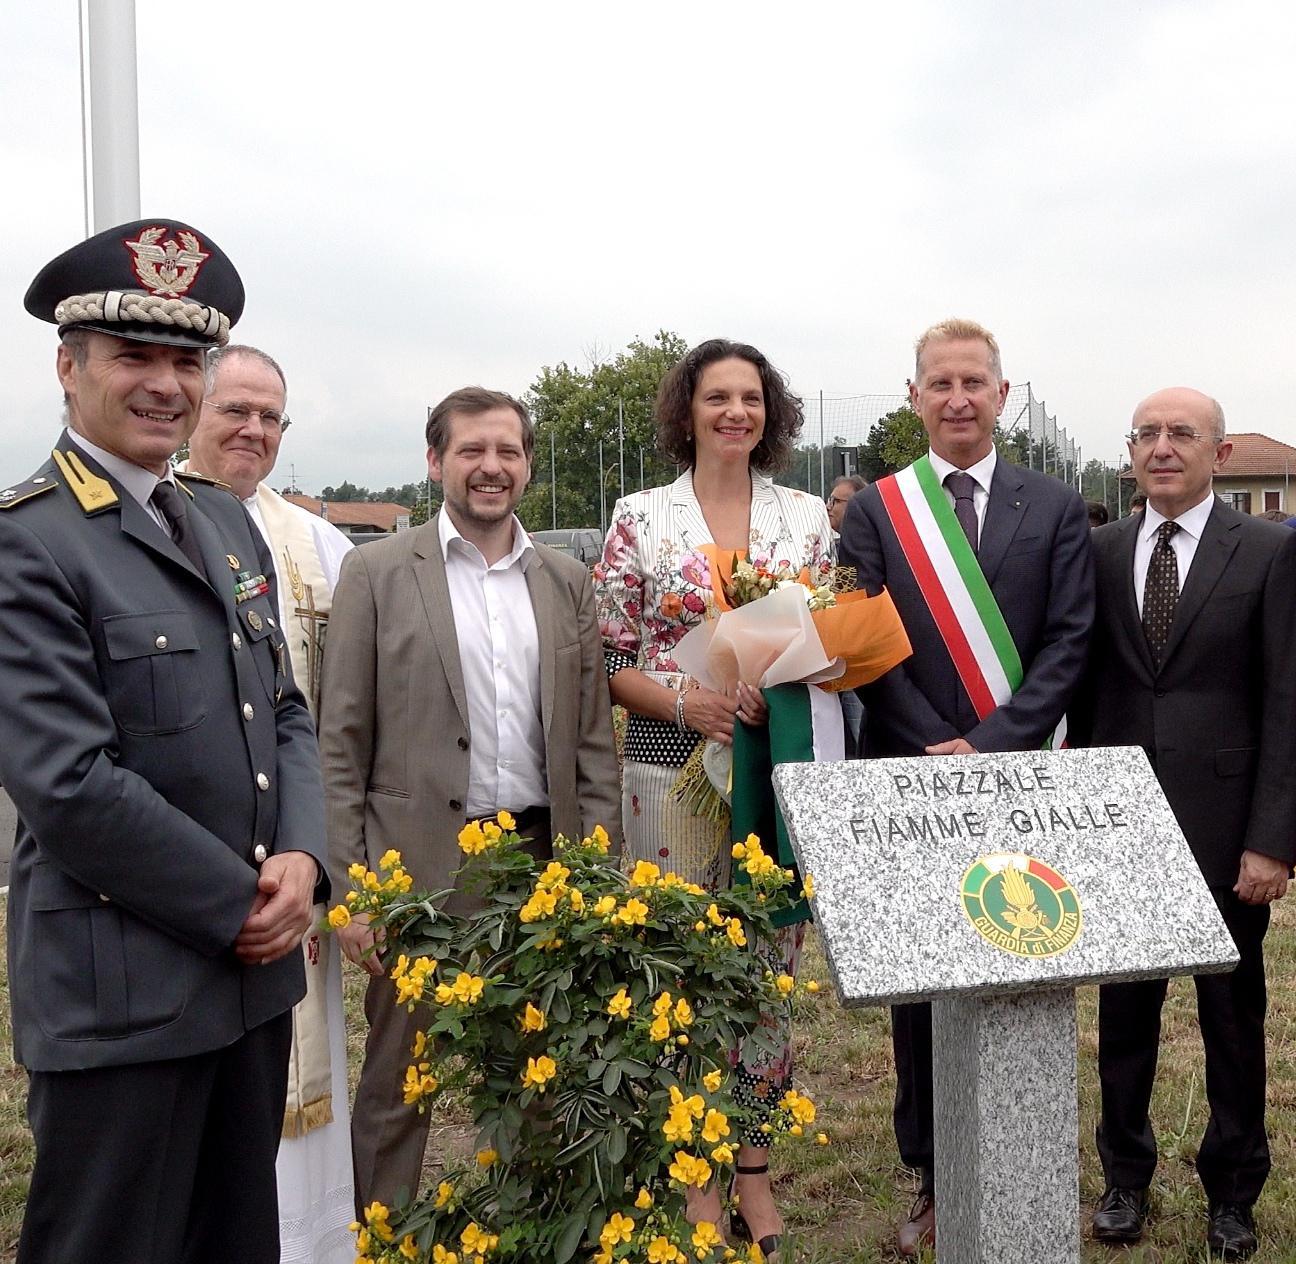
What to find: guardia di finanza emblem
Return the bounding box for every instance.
[124,225,210,297]
[960,853,1081,958]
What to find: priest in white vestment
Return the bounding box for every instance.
[185,345,355,1264]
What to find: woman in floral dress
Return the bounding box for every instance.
[594,338,833,1256]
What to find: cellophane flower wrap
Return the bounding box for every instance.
[327,821,825,1264]
[669,550,911,830]
[675,548,911,702]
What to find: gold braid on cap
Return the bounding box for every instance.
[54,290,230,346]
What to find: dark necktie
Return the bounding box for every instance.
[1142,520,1180,665]
[150,481,209,580]
[944,471,980,552]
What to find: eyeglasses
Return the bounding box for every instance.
[1126,425,1216,448]
[206,402,292,433]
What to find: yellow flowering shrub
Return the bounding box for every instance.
[326,821,820,1264]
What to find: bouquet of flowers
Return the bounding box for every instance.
[721,556,839,613]
[327,818,823,1264]
[678,546,910,704]
[668,548,910,839]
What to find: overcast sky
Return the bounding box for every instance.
[3,1,1294,493]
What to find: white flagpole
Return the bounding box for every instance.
[83,0,141,231]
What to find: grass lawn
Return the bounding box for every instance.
[5,900,1296,1262]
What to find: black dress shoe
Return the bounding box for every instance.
[1207,1203,1258,1259]
[1092,1186,1149,1244]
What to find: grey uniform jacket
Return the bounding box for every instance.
[0,434,327,1072]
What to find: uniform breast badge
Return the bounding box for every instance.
[233,569,269,604]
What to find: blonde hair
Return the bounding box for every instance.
[914,318,1003,383]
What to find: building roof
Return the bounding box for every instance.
[1215,432,1296,477]
[281,493,407,531]
[1119,432,1296,481]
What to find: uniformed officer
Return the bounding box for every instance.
[0,220,328,1264]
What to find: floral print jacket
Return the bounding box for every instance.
[594,471,834,763]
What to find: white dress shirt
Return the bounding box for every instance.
[439,511,548,817]
[66,430,176,535]
[1133,491,1216,615]
[928,446,998,533]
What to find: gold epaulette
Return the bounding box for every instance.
[175,467,231,490]
[0,475,59,510]
[51,448,119,514]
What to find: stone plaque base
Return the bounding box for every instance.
[932,989,1078,1263]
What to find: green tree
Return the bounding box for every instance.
[319,481,369,502]
[997,426,1033,468]
[375,482,424,508]
[407,476,441,527]
[525,331,689,531]
[856,405,928,479]
[1080,457,1124,518]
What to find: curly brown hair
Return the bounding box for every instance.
[655,338,803,473]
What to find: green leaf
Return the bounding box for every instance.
[553,1130,601,1165]
[607,1124,627,1165]
[553,1212,586,1264]
[602,1062,622,1094]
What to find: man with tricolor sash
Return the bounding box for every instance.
[838,318,1094,1255]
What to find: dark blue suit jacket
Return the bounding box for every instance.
[838,455,1094,755]
[1069,503,1296,886]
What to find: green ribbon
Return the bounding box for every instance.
[730,683,822,928]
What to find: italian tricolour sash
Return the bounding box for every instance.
[876,455,1066,747]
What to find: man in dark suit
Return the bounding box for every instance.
[1072,388,1296,1260]
[838,318,1094,1254]
[320,387,621,1211]
[0,221,327,1264]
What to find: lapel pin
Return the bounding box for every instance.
[227,554,240,570]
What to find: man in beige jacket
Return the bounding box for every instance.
[320,386,621,1211]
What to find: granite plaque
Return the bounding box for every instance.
[771,746,1237,1007]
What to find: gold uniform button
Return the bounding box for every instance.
[154,634,168,650]
[253,843,268,864]
[232,632,243,650]
[98,893,110,903]
[256,772,270,791]
[242,702,254,722]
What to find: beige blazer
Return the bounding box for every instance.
[320,513,622,911]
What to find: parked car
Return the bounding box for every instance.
[530,528,603,566]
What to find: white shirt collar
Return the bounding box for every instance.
[437,508,533,569]
[927,445,998,492]
[66,429,177,511]
[1141,490,1216,543]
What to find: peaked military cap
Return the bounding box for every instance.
[24,218,244,349]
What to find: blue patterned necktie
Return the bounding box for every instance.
[944,471,979,552]
[1142,520,1180,664]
